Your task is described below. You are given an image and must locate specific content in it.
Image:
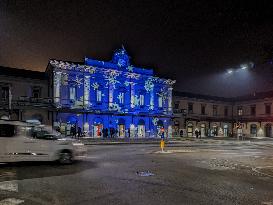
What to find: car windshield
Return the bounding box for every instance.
[30,125,62,140]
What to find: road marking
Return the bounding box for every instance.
[262,201,273,205]
[252,166,273,178]
[0,198,24,205]
[0,181,18,192]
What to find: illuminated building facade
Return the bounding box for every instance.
[47,47,175,138]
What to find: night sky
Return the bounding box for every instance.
[1,0,273,97]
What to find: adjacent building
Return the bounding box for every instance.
[0,65,52,124]
[173,91,273,138]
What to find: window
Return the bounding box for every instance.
[174,102,179,109]
[213,105,217,116]
[1,87,9,101]
[0,124,15,137]
[158,96,163,108]
[188,103,193,114]
[69,87,76,101]
[251,106,256,116]
[201,104,206,115]
[224,106,228,116]
[118,92,124,104]
[32,87,41,98]
[140,94,144,106]
[96,90,102,103]
[237,106,243,116]
[265,104,271,115]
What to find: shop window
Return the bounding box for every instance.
[250,124,257,135]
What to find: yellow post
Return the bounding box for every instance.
[160,139,165,152]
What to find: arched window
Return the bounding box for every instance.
[250,124,257,136]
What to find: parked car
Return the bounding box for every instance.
[0,120,87,164]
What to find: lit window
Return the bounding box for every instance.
[140,94,144,106]
[238,107,243,116]
[96,90,102,103]
[69,87,76,101]
[158,96,163,108]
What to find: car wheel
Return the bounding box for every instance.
[59,151,73,164]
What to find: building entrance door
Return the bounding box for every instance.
[138,125,145,138]
[201,124,206,137]
[224,125,228,137]
[118,124,125,137]
[265,124,272,137]
[94,124,103,138]
[187,123,193,137]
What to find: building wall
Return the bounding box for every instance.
[0,74,50,125]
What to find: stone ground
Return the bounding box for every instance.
[0,140,273,205]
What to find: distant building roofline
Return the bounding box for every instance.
[0,65,46,80]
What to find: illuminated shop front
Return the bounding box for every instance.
[47,47,175,138]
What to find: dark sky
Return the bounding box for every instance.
[1,0,273,97]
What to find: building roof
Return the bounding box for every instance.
[174,90,273,103]
[173,91,232,102]
[233,90,273,102]
[0,65,46,80]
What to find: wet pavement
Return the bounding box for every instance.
[0,140,273,204]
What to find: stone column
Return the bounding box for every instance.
[168,87,173,113]
[109,84,114,108]
[53,71,62,105]
[130,83,135,109]
[84,75,90,107]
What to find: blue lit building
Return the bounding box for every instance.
[46,47,175,138]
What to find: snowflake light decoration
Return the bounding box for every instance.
[124,81,136,87]
[124,72,140,79]
[104,70,121,89]
[152,118,159,126]
[91,82,99,90]
[144,79,154,92]
[117,93,123,103]
[157,88,168,101]
[109,103,121,112]
[126,65,134,72]
[61,73,68,86]
[74,75,83,88]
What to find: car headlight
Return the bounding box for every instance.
[72,142,84,146]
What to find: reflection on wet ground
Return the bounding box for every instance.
[0,160,96,181]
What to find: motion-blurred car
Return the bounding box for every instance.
[0,120,87,164]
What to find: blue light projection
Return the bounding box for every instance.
[49,47,175,138]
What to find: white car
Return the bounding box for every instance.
[0,120,87,164]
